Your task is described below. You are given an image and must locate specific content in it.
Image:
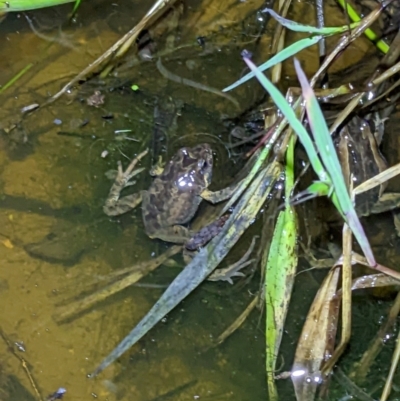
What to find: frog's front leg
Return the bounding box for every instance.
[103,150,148,216]
[149,155,165,177]
[201,179,244,204]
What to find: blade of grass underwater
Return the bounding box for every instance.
[91,161,282,377]
[293,58,376,267]
[71,0,81,15]
[223,36,322,92]
[0,63,33,94]
[263,8,359,34]
[242,55,328,185]
[0,0,74,12]
[265,136,298,401]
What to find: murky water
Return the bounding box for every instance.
[0,1,269,399]
[1,0,400,400]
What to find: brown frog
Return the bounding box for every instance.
[104,143,236,244]
[336,114,400,222]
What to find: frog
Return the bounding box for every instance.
[335,113,400,224]
[103,143,237,244]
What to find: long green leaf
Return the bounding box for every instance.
[0,0,74,12]
[266,208,297,400]
[223,8,365,93]
[265,135,298,400]
[223,36,322,92]
[242,56,328,184]
[264,8,359,34]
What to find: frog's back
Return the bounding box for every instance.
[142,144,213,238]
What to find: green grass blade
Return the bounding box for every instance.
[265,207,298,400]
[265,133,298,400]
[241,55,329,184]
[0,0,75,12]
[71,0,81,15]
[293,58,376,266]
[265,211,284,401]
[335,0,389,54]
[0,63,33,94]
[223,36,322,92]
[264,8,359,34]
[223,7,366,93]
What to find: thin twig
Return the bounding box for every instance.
[0,328,43,401]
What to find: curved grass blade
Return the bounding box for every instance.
[293,58,376,267]
[263,8,359,35]
[223,36,322,92]
[91,162,282,376]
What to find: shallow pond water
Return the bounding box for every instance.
[1,0,400,400]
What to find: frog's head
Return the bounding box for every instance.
[174,143,213,190]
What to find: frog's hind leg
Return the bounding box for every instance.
[104,192,142,216]
[208,235,258,284]
[201,178,246,204]
[148,225,190,244]
[103,149,148,216]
